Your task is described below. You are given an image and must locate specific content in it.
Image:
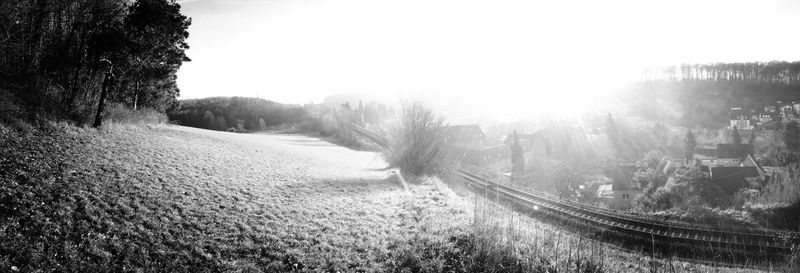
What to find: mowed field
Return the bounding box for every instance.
[1,124,470,272]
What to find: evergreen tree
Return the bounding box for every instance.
[731,126,741,144]
[749,129,757,144]
[785,121,800,151]
[684,129,696,162]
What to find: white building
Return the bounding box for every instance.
[729,119,754,130]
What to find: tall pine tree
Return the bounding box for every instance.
[785,121,800,151]
[684,129,696,162]
[731,126,741,144]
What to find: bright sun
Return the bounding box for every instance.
[178,0,800,120]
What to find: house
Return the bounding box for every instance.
[729,107,744,119]
[716,144,753,159]
[729,119,754,130]
[700,153,768,195]
[443,125,486,147]
[695,146,717,157]
[597,164,637,210]
[759,120,781,130]
[699,158,740,167]
[741,154,769,187]
[709,167,757,194]
[727,107,755,130]
[781,104,795,115]
[445,145,485,166]
[758,113,773,125]
[479,144,510,163]
[596,184,636,210]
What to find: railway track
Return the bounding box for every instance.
[457,167,799,265]
[350,123,388,148]
[349,123,799,265]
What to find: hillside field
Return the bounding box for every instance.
[0,123,767,272]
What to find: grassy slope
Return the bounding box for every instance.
[0,124,470,272]
[0,123,766,272]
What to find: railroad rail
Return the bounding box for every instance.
[350,123,388,148]
[349,123,799,265]
[457,167,799,264]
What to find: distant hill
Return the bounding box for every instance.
[620,61,800,128]
[168,97,308,131]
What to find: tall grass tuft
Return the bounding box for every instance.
[100,103,168,130]
[381,102,447,177]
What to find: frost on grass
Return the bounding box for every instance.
[1,124,763,272]
[0,125,470,272]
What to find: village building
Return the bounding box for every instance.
[699,158,740,168]
[758,113,773,124]
[727,107,754,130]
[697,144,767,195]
[479,144,510,163]
[694,146,717,158]
[781,104,795,115]
[728,119,753,130]
[443,124,486,148]
[716,143,753,159]
[596,164,637,210]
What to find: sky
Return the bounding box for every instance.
[176,0,800,121]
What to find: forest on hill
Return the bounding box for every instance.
[167,97,310,131]
[167,96,396,135]
[622,62,800,128]
[0,0,190,125]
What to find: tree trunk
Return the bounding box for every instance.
[134,80,139,111]
[92,69,113,128]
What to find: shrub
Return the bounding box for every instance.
[381,102,446,177]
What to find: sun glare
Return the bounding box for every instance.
[178,0,800,120]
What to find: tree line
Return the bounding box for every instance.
[167,96,397,133]
[168,97,310,131]
[0,0,190,125]
[643,61,800,83]
[624,62,800,128]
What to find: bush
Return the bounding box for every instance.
[381,102,447,177]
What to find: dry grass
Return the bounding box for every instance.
[101,103,169,127]
[0,123,471,272]
[755,169,800,205]
[0,122,779,272]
